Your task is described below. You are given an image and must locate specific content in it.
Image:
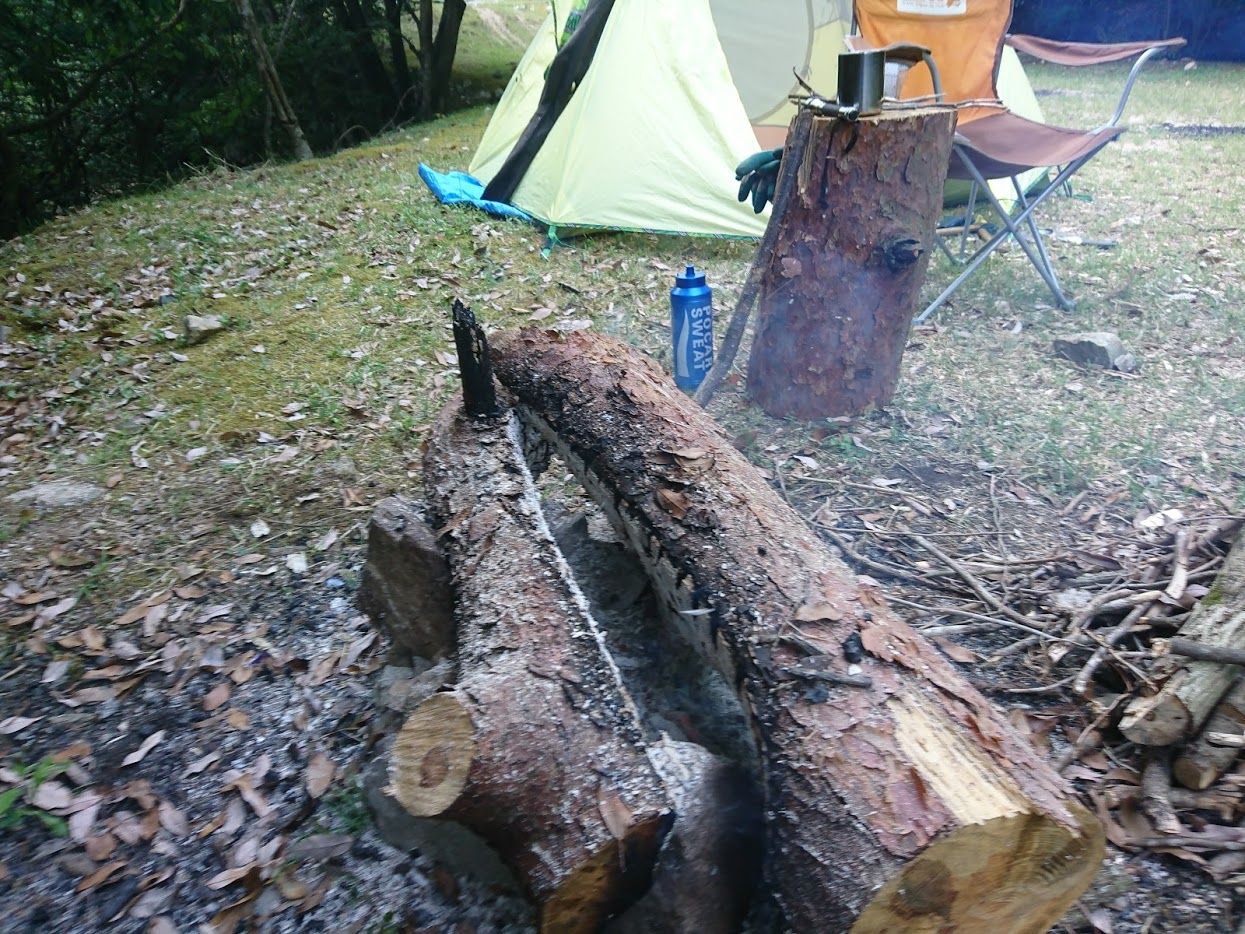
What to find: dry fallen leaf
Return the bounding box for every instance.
[29,780,73,811]
[933,637,979,665]
[122,730,166,767]
[598,787,634,841]
[76,860,127,894]
[305,753,335,799]
[84,833,118,861]
[0,716,41,735]
[158,801,189,837]
[226,709,251,731]
[205,863,258,890]
[203,682,231,712]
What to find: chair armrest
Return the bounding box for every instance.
[1005,34,1186,66]
[1006,34,1187,129]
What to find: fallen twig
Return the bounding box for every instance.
[907,532,1047,630]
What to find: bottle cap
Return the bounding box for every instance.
[675,264,706,288]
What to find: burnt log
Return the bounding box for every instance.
[747,107,955,419]
[493,328,1103,933]
[388,402,670,932]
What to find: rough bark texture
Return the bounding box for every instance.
[1174,678,1245,790]
[747,107,955,419]
[356,496,454,661]
[1122,532,1245,746]
[234,0,313,160]
[492,329,1103,933]
[389,403,670,932]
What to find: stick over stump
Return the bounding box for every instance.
[492,328,1103,933]
[390,402,671,932]
[747,107,955,419]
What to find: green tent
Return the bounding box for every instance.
[471,0,1047,238]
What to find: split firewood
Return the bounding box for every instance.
[492,328,1103,934]
[1121,530,1245,746]
[1163,637,1245,668]
[356,496,455,661]
[1140,751,1183,835]
[1174,679,1245,790]
[389,402,671,933]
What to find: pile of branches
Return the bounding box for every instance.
[821,508,1245,881]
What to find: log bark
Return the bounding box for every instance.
[747,107,955,419]
[1121,531,1245,747]
[389,403,671,932]
[356,496,454,661]
[492,328,1103,933]
[1175,680,1245,790]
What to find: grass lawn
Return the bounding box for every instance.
[1,19,1243,930]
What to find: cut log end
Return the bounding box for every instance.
[852,806,1104,934]
[1119,687,1192,747]
[388,692,475,816]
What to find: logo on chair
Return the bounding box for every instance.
[897,0,967,15]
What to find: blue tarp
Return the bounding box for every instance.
[418,164,531,222]
[1012,0,1244,62]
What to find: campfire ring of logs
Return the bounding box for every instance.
[365,323,1105,932]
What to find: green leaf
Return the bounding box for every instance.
[0,785,22,819]
[33,809,70,837]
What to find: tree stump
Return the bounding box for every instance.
[747,107,955,419]
[493,328,1104,933]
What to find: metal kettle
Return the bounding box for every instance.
[836,43,943,115]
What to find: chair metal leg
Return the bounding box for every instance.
[917,149,1098,321]
[959,180,980,261]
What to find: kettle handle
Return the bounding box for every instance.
[875,42,944,101]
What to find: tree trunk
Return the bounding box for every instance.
[1122,531,1245,746]
[382,0,414,112]
[492,328,1103,933]
[234,0,313,160]
[389,402,671,932]
[416,0,435,120]
[430,0,466,113]
[329,0,398,114]
[747,107,955,419]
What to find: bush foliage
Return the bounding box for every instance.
[0,0,465,235]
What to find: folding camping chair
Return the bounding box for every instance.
[851,0,1185,322]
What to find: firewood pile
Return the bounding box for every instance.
[360,323,1111,933]
[820,507,1245,884]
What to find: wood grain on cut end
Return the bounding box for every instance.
[1119,680,1193,746]
[852,805,1104,934]
[388,691,475,816]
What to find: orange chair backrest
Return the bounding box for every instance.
[854,0,1013,106]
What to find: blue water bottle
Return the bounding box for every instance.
[671,265,713,392]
